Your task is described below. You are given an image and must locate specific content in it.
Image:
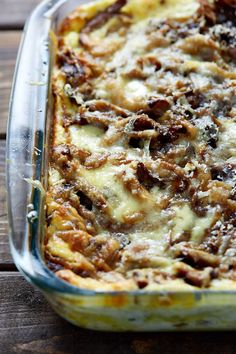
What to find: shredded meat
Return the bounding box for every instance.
[174,262,215,288]
[173,246,220,268]
[80,0,128,48]
[141,96,171,120]
[136,162,165,190]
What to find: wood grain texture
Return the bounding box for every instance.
[0,140,12,266]
[1,272,236,354]
[0,31,22,137]
[0,0,40,29]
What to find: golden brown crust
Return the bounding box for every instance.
[45,0,236,291]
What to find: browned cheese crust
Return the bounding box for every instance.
[45,0,236,291]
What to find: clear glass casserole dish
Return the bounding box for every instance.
[6,0,236,331]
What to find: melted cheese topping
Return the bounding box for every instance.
[45,0,236,291]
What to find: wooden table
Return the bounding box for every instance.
[1,1,236,352]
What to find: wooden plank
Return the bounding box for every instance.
[0,31,22,137]
[0,0,40,29]
[1,272,236,354]
[0,140,12,265]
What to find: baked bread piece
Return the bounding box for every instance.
[45,0,236,291]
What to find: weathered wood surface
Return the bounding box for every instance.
[0,31,22,136]
[0,140,11,266]
[0,0,40,29]
[1,273,236,354]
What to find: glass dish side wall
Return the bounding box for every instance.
[6,0,236,331]
[7,0,52,281]
[6,0,91,292]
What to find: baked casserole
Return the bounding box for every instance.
[45,0,236,292]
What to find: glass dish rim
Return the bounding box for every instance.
[6,0,236,299]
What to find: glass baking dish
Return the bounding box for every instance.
[6,0,236,331]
